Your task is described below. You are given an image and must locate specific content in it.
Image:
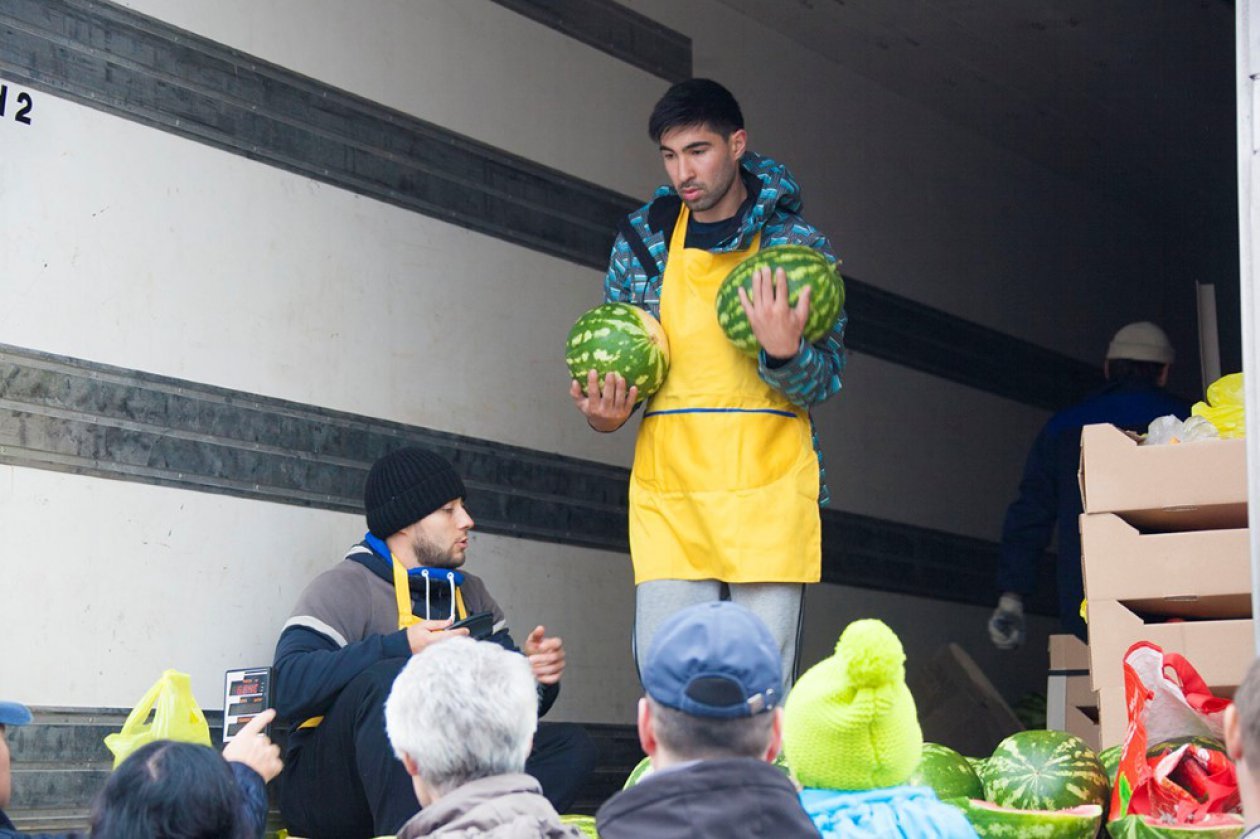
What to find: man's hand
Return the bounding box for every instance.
[221,708,283,783]
[988,592,1026,650]
[737,265,810,361]
[523,625,566,686]
[406,617,469,655]
[570,369,637,433]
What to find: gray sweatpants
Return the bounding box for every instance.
[633,579,806,692]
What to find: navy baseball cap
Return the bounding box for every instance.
[0,701,31,727]
[642,601,782,719]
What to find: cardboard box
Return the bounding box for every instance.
[1088,599,1254,745]
[1047,634,1099,750]
[1078,423,1247,531]
[1080,513,1252,618]
[915,643,1023,758]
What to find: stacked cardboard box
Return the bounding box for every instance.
[1047,634,1099,750]
[1078,423,1251,747]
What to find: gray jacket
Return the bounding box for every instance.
[396,774,583,839]
[597,757,820,839]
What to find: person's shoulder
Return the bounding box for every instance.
[303,554,377,592]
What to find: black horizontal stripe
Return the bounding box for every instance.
[0,0,1106,412]
[487,0,691,82]
[0,341,1056,614]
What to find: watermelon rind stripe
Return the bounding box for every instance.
[1106,814,1245,839]
[946,799,1101,839]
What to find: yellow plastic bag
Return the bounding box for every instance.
[104,669,211,768]
[1192,372,1245,438]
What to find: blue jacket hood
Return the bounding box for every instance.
[651,151,804,252]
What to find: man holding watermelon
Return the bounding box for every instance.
[571,78,847,686]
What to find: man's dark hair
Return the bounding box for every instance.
[1106,358,1167,385]
[648,78,744,143]
[647,697,773,760]
[1235,657,1260,770]
[90,741,254,839]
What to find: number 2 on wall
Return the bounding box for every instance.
[0,84,34,125]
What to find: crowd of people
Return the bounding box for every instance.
[8,597,1260,837]
[3,75,1248,839]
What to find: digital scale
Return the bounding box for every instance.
[222,666,272,744]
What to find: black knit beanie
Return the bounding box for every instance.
[364,448,467,538]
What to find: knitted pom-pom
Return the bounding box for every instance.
[834,619,905,689]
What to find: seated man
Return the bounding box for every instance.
[1225,656,1260,838]
[385,636,585,838]
[595,601,819,838]
[274,447,596,839]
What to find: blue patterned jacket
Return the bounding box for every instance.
[605,151,846,505]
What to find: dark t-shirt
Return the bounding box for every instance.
[682,173,757,250]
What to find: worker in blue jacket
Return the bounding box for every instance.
[988,322,1191,647]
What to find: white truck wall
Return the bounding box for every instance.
[0,0,1168,717]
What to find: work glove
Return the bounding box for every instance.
[987,592,1025,650]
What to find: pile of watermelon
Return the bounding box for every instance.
[905,731,1107,837]
[910,732,1245,839]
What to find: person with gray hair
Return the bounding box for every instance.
[1225,657,1260,837]
[385,637,584,839]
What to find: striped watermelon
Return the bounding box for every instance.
[907,743,985,801]
[1099,744,1122,784]
[947,799,1102,839]
[559,814,601,838]
[715,245,845,357]
[981,731,1108,812]
[622,755,653,789]
[1106,813,1245,838]
[566,303,669,401]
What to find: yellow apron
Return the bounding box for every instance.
[628,206,821,584]
[300,551,467,730]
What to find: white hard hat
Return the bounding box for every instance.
[1106,321,1174,364]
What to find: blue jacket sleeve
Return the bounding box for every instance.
[604,232,635,305]
[229,761,269,839]
[272,625,411,723]
[996,423,1059,595]
[484,628,561,718]
[756,230,847,408]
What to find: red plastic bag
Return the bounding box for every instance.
[1110,642,1238,823]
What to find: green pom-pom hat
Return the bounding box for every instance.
[782,619,922,791]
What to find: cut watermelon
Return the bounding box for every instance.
[946,798,1102,838]
[1106,812,1245,838]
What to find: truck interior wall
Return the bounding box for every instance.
[1,0,1175,715]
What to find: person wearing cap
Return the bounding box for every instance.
[272,447,597,839]
[781,619,978,837]
[0,701,55,839]
[988,321,1190,647]
[595,601,819,838]
[0,702,74,839]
